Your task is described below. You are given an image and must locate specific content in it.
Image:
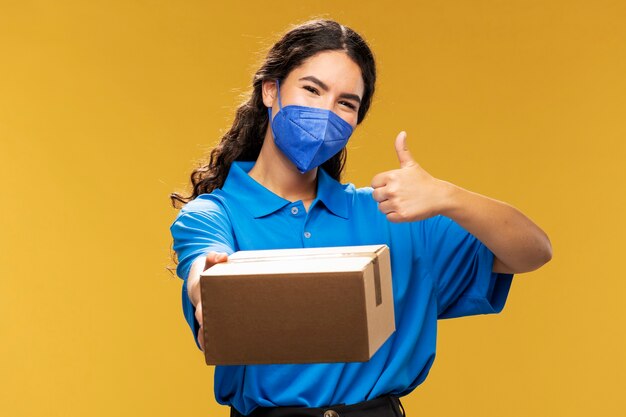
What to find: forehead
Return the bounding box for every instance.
[287,50,365,97]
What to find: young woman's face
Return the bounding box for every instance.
[264,50,365,129]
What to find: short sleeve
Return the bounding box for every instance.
[169,199,236,348]
[416,215,514,319]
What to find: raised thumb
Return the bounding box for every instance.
[394,131,415,168]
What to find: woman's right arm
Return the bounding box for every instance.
[169,202,235,351]
[186,251,229,351]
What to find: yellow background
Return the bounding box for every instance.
[1,1,624,416]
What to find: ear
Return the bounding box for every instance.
[261,79,277,108]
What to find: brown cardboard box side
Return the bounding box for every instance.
[200,245,395,365]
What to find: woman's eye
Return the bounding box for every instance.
[302,85,356,111]
[340,101,357,110]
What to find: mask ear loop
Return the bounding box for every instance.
[267,79,283,121]
[275,79,283,110]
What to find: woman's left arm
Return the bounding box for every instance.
[372,132,553,274]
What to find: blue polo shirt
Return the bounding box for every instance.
[169,160,514,415]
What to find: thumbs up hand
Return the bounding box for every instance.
[371,131,453,223]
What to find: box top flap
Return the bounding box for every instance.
[227,244,387,260]
[203,256,375,276]
[201,245,388,277]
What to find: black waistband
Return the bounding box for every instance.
[230,395,406,417]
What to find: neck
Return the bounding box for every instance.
[248,129,318,203]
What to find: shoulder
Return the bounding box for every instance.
[337,181,375,202]
[346,182,379,206]
[339,182,384,218]
[171,191,231,226]
[180,192,226,215]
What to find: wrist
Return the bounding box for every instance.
[436,180,463,218]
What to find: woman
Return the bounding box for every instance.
[169,19,552,417]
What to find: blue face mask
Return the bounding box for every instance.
[267,79,354,174]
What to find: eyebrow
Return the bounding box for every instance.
[298,75,362,104]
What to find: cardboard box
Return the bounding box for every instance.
[199,244,395,365]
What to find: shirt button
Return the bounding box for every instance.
[324,411,339,417]
[291,207,299,215]
[304,231,311,239]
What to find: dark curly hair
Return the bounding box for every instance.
[169,18,377,208]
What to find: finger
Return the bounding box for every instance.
[377,200,395,215]
[372,187,387,203]
[386,212,404,223]
[371,172,388,189]
[205,251,229,269]
[394,131,416,168]
[198,327,205,352]
[195,301,203,326]
[207,252,222,264]
[213,252,228,265]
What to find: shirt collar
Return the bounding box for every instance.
[316,165,350,219]
[221,161,350,219]
[221,161,290,218]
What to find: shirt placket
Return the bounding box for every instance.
[287,201,315,247]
